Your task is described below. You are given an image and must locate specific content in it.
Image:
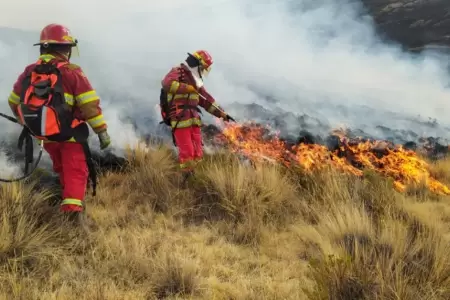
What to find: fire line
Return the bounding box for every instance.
[214,121,450,195]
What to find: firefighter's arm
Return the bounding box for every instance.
[8,94,19,117]
[198,87,228,119]
[71,66,108,134]
[7,66,29,118]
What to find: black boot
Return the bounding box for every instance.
[62,211,90,233]
[181,170,195,186]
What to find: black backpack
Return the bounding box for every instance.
[159,88,171,126]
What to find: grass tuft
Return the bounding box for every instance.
[0,142,448,299]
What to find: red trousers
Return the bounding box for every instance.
[44,142,88,212]
[173,126,203,171]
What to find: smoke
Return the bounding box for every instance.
[1,0,450,175]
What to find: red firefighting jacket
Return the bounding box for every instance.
[8,53,107,142]
[161,63,227,129]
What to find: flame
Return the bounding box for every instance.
[216,121,450,195]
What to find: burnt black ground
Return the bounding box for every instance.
[360,0,450,50]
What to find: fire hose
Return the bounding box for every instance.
[0,112,44,183]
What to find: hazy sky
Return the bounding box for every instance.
[1,0,449,131]
[1,0,450,175]
[0,0,212,30]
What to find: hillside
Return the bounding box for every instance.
[1,1,450,299]
[361,0,450,49]
[0,141,449,299]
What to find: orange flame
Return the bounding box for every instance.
[216,121,450,195]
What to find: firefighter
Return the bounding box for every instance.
[7,23,111,222]
[160,50,235,178]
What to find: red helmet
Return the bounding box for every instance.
[33,24,78,47]
[188,50,213,75]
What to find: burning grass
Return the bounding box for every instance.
[215,122,450,195]
[0,140,449,299]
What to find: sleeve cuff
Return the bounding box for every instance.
[87,114,107,131]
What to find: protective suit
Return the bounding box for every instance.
[7,24,111,216]
[160,50,234,175]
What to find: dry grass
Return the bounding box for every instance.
[0,143,449,300]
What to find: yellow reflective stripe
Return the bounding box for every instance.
[180,160,195,169]
[8,92,20,104]
[173,94,199,100]
[171,118,202,128]
[168,93,199,103]
[207,105,217,114]
[167,87,199,102]
[87,114,106,129]
[61,198,83,207]
[181,159,201,170]
[39,54,56,62]
[207,102,224,115]
[169,81,180,94]
[64,93,74,106]
[76,91,99,105]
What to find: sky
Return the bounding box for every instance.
[1,0,450,175]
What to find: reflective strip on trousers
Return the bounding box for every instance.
[61,198,83,207]
[180,160,195,170]
[180,158,202,170]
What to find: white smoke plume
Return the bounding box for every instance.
[1,0,450,176]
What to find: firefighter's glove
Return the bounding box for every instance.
[98,131,111,150]
[224,114,236,122]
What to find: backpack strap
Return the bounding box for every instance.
[19,72,32,104]
[51,62,68,107]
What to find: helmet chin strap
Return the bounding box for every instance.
[56,44,78,61]
[55,50,71,61]
[197,65,203,79]
[72,44,79,58]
